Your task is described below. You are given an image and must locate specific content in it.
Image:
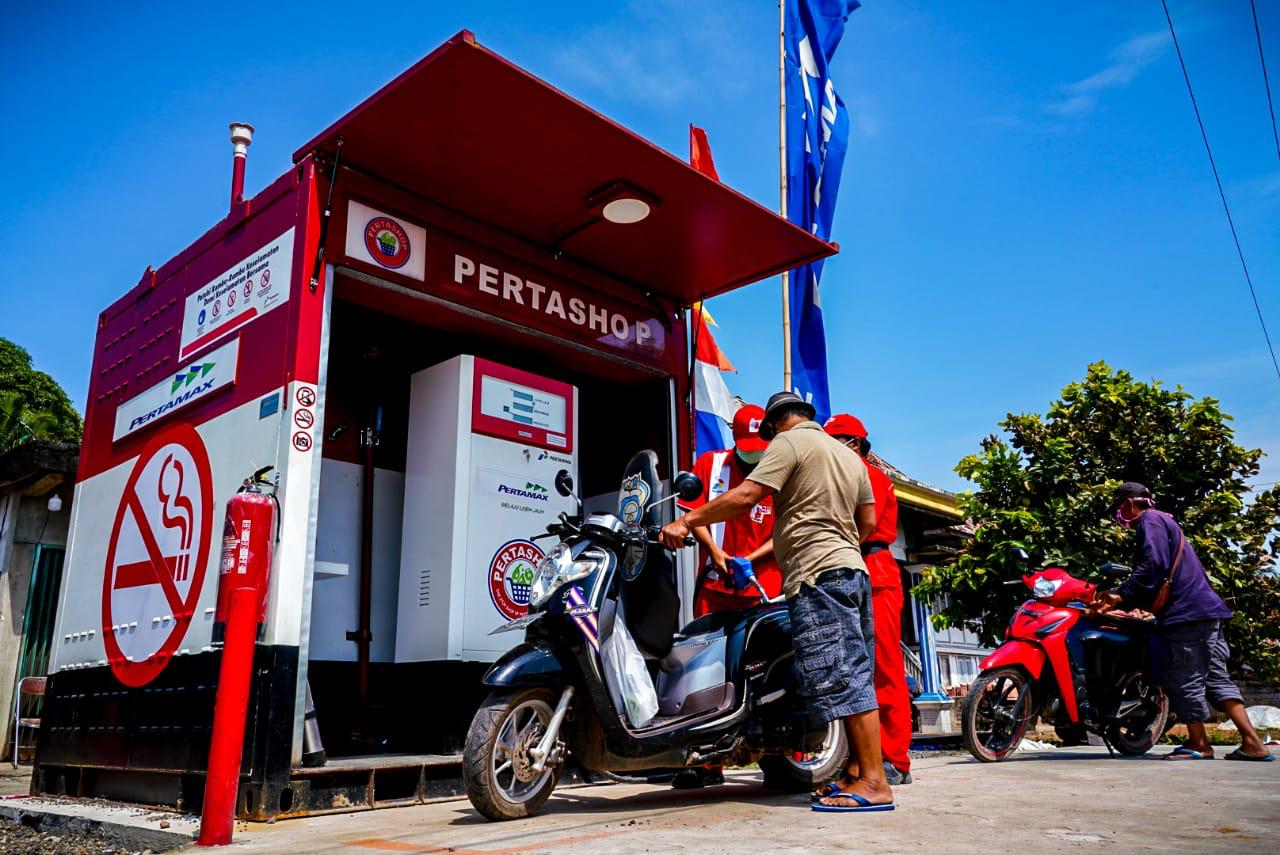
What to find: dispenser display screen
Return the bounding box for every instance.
[479,375,567,434]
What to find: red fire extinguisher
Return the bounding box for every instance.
[199,465,279,846]
[212,466,278,644]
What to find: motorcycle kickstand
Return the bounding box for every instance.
[1099,730,1116,758]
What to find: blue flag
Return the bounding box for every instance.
[784,0,859,423]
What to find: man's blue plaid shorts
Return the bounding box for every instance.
[788,568,879,727]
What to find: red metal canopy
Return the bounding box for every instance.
[294,31,835,306]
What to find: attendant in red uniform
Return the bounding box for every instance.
[825,414,914,786]
[681,404,782,617]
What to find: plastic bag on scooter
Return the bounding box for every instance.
[601,600,659,728]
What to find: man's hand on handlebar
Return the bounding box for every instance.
[1089,590,1122,616]
[659,518,692,550]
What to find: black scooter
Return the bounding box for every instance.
[462,450,847,820]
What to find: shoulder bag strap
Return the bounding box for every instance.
[1168,530,1186,583]
[1152,517,1187,614]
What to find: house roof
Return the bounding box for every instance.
[0,440,79,496]
[870,450,963,520]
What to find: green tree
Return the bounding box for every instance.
[0,337,82,452]
[915,362,1280,682]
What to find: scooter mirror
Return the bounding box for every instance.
[1009,547,1030,565]
[554,470,575,498]
[673,471,703,502]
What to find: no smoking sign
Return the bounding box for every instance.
[101,424,213,687]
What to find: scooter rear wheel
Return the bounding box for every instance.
[463,688,562,821]
[759,720,849,792]
[963,667,1034,762]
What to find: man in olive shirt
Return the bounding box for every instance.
[660,392,892,812]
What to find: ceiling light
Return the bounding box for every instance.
[601,197,651,224]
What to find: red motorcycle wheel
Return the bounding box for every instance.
[963,667,1035,762]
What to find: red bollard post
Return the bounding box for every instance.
[197,586,260,846]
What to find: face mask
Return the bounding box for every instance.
[1115,499,1150,529]
[736,449,764,465]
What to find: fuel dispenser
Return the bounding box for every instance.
[395,356,578,662]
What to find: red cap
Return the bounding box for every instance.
[824,413,868,440]
[732,405,768,453]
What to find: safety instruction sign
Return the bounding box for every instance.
[180,228,294,359]
[101,424,213,687]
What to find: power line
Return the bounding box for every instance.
[1160,0,1280,384]
[1252,0,1280,163]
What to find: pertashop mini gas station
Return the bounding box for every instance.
[37,31,834,819]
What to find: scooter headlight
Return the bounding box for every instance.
[529,544,605,608]
[1033,576,1063,599]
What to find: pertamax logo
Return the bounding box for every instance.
[497,482,550,502]
[113,339,240,441]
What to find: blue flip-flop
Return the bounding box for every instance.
[1165,747,1213,760]
[811,782,844,802]
[1223,748,1275,762]
[812,791,896,813]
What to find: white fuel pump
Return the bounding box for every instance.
[395,355,578,662]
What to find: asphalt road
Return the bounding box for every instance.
[227,746,1278,854]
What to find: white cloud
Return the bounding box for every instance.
[1045,30,1168,117]
[1236,171,1280,200]
[549,0,751,109]
[848,94,883,137]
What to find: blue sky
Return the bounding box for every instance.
[2,1,1277,493]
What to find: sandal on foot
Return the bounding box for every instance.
[812,778,855,801]
[812,792,895,813]
[1164,747,1213,760]
[1223,748,1274,762]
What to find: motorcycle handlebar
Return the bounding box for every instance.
[534,522,694,550]
[643,526,694,548]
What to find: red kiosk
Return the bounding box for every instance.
[36,31,834,819]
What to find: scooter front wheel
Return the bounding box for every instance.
[1107,674,1170,756]
[463,688,563,821]
[963,667,1034,762]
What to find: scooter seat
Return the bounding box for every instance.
[676,608,754,640]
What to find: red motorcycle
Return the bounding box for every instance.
[962,550,1169,762]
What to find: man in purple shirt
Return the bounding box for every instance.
[1093,483,1273,761]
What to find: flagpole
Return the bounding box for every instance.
[778,0,792,392]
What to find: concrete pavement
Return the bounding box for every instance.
[225,746,1278,854]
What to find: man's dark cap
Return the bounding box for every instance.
[762,391,816,425]
[1112,481,1152,509]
